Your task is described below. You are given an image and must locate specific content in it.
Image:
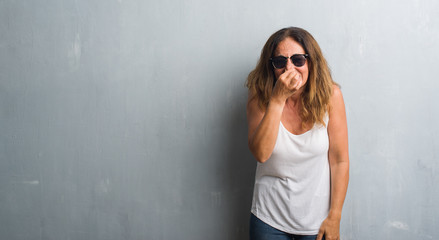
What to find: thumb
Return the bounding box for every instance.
[316,230,324,240]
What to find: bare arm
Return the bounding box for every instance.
[247,69,303,163]
[317,85,350,240]
[247,92,284,163]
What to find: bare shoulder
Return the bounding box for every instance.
[328,84,347,133]
[247,90,264,115]
[327,85,349,163]
[328,84,347,128]
[331,85,344,104]
[329,84,346,112]
[246,90,265,138]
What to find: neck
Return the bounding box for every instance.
[286,95,301,108]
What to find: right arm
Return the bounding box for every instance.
[247,92,285,163]
[247,69,303,163]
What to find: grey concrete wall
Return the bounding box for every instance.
[1,0,438,239]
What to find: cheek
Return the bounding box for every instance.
[300,67,309,81]
[302,71,309,81]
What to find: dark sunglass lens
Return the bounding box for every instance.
[272,57,286,69]
[292,55,306,67]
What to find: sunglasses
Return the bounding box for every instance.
[270,54,309,69]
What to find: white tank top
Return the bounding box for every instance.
[251,115,330,235]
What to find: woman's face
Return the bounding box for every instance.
[273,37,309,86]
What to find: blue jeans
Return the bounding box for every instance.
[250,213,325,240]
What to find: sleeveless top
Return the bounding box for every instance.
[251,115,330,235]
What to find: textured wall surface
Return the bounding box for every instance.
[1,0,438,239]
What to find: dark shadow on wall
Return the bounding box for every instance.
[220,74,256,240]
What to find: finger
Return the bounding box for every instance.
[279,70,294,84]
[295,73,305,88]
[325,234,338,240]
[295,79,303,90]
[316,228,325,240]
[291,76,302,89]
[296,78,303,90]
[285,72,298,88]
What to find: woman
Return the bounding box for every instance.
[246,27,349,240]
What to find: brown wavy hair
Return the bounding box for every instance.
[246,27,336,127]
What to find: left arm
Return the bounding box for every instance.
[317,85,350,240]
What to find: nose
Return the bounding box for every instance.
[285,57,294,70]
